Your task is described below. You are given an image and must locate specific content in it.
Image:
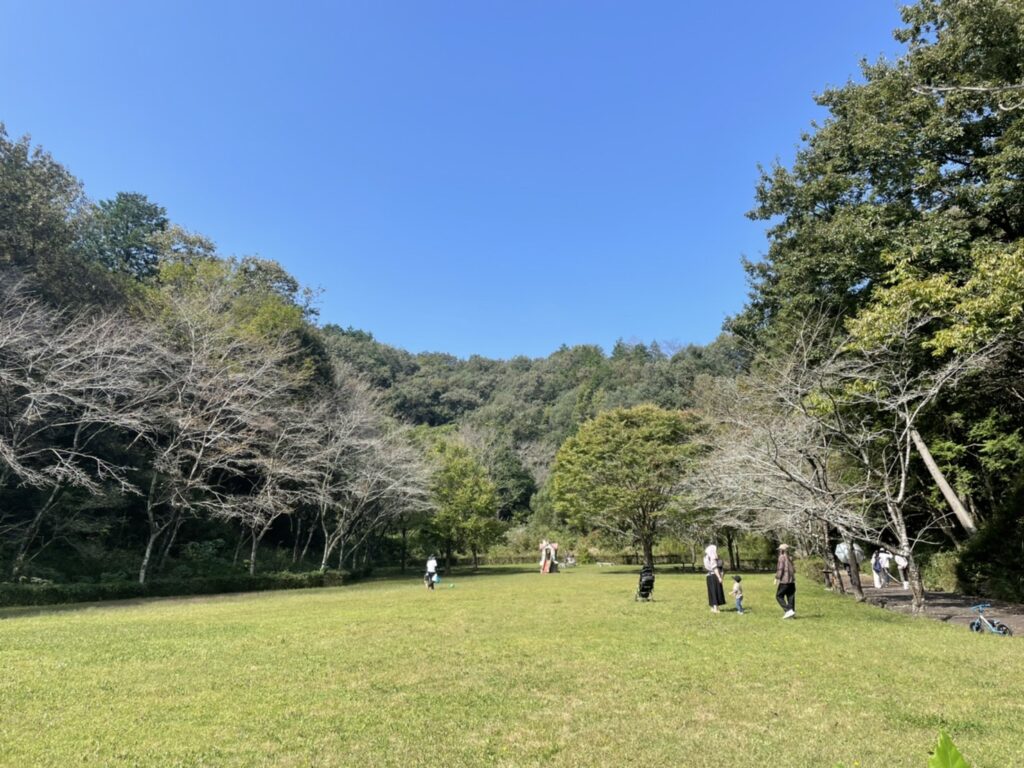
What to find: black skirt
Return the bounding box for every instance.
[706,572,725,607]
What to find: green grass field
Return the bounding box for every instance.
[1,567,1021,767]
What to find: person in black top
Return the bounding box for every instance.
[703,544,726,613]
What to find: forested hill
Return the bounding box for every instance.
[3,0,1024,606]
[322,325,746,477]
[0,120,740,585]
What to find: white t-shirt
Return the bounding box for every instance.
[426,558,438,574]
[878,552,893,569]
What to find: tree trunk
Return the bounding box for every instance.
[233,529,248,566]
[906,552,926,615]
[300,523,316,564]
[445,544,453,574]
[841,532,865,601]
[320,538,334,572]
[11,485,63,579]
[822,524,845,594]
[154,510,183,574]
[910,429,977,535]
[895,527,925,614]
[249,531,261,576]
[400,525,408,574]
[472,546,479,570]
[641,537,654,571]
[291,517,303,564]
[139,531,160,584]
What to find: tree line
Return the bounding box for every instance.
[0,124,734,587]
[691,0,1024,609]
[3,0,1022,608]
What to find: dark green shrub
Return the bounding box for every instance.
[795,555,825,582]
[921,551,960,592]
[958,482,1024,601]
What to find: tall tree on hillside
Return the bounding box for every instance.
[550,405,703,569]
[732,0,1023,349]
[77,192,168,279]
[0,126,84,269]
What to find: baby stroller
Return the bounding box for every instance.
[635,565,655,601]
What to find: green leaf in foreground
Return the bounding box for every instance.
[928,731,970,768]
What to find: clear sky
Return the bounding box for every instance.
[1,1,905,359]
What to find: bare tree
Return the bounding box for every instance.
[297,374,431,573]
[211,401,321,575]
[692,318,885,600]
[135,292,308,582]
[815,314,998,612]
[0,281,156,577]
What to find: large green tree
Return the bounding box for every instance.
[0,125,84,269]
[726,0,1024,574]
[78,192,168,279]
[550,405,702,569]
[428,441,499,571]
[732,0,1023,350]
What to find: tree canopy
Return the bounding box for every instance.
[550,405,703,568]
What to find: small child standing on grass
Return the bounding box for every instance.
[731,575,744,614]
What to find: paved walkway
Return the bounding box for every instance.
[831,575,1023,635]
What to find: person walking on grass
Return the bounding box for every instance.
[731,575,744,614]
[774,543,796,619]
[424,554,438,591]
[704,544,726,613]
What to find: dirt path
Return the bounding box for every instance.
[835,576,1023,635]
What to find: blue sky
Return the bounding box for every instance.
[1,1,905,359]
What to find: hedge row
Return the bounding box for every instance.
[0,570,351,608]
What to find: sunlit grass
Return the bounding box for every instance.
[1,566,1021,766]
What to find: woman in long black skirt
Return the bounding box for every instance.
[703,544,726,613]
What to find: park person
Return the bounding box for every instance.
[424,554,438,591]
[871,550,883,589]
[878,549,894,588]
[703,544,726,613]
[893,553,910,590]
[834,541,864,579]
[774,543,796,618]
[731,575,744,614]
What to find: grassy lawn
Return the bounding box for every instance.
[1,566,1021,767]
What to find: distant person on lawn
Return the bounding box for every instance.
[425,554,438,591]
[774,543,796,619]
[704,544,726,613]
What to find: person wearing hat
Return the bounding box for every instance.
[774,543,796,618]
